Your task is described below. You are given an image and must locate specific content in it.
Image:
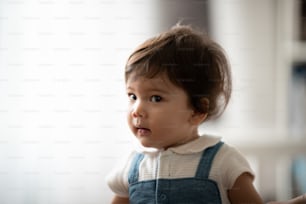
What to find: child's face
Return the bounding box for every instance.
[126,73,200,149]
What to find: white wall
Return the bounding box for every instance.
[207,0,306,201]
[1,0,305,203]
[0,1,159,203]
[205,0,281,142]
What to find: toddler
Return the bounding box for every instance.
[107,24,263,204]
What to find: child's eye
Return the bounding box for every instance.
[128,93,137,101]
[150,95,162,102]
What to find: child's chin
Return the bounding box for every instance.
[139,140,152,148]
[138,140,155,148]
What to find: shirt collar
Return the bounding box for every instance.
[135,135,221,155]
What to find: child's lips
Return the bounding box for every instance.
[136,127,151,136]
[133,118,151,136]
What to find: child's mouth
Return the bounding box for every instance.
[136,127,151,136]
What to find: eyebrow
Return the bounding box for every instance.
[147,88,171,94]
[126,86,171,95]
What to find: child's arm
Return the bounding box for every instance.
[111,195,129,204]
[228,172,264,204]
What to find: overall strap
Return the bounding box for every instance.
[128,153,144,184]
[195,141,224,179]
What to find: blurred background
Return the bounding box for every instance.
[0,0,305,203]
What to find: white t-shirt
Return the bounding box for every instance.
[106,135,254,204]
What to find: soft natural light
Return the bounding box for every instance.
[0,0,305,203]
[0,1,158,203]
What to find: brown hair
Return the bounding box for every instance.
[125,25,232,121]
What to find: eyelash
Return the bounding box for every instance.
[127,94,163,102]
[128,93,137,101]
[150,95,162,102]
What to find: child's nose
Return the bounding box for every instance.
[132,101,146,118]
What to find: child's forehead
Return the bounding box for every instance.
[126,73,176,90]
[126,72,169,84]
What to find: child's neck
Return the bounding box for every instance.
[164,132,200,150]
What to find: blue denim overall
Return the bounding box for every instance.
[128,141,224,204]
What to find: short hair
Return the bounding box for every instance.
[125,24,232,121]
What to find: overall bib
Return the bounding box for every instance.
[128,141,223,204]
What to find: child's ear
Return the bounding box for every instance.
[190,98,209,125]
[190,112,207,125]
